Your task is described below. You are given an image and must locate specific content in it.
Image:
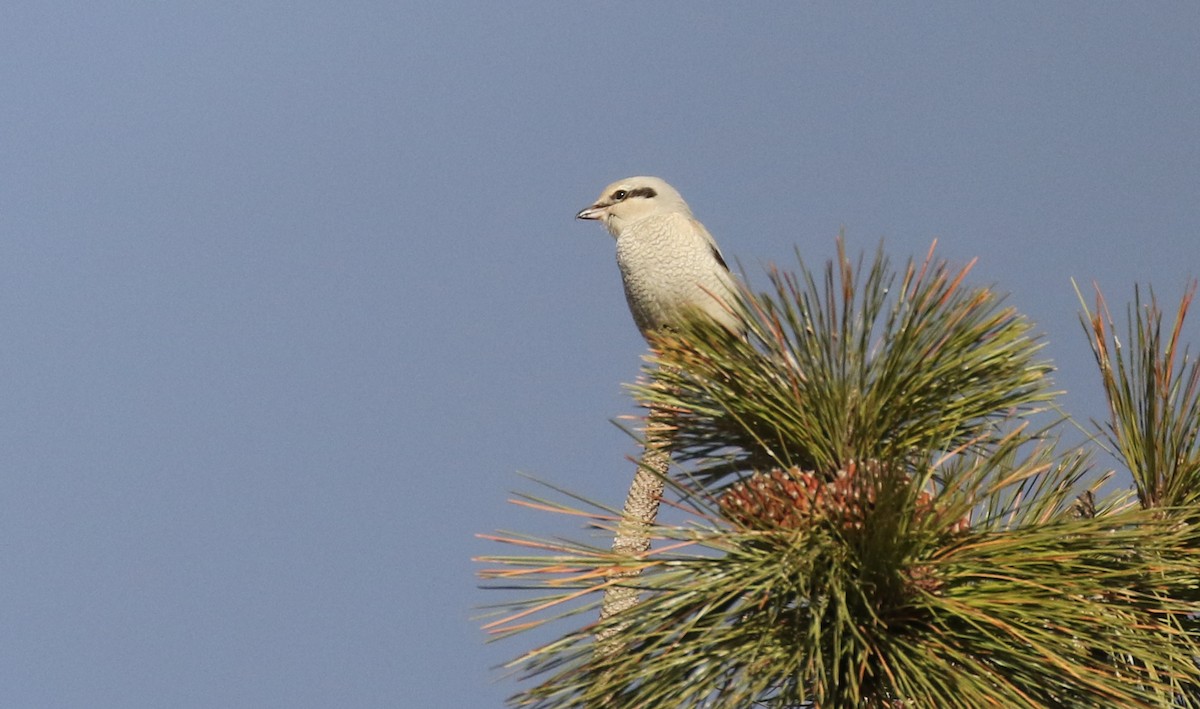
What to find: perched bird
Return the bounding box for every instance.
[576,176,742,340]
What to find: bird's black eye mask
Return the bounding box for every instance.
[608,187,657,203]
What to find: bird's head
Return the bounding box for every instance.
[576,176,692,236]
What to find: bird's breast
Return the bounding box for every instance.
[613,214,738,335]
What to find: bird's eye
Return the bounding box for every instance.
[611,190,628,201]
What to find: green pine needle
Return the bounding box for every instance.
[1079,279,1200,509]
[479,244,1200,707]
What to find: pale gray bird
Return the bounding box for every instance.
[576,176,742,340]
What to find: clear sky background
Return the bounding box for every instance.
[1,3,1197,707]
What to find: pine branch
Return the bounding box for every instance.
[1079,279,1200,509]
[480,244,1200,707]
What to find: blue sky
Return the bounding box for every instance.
[1,3,1197,707]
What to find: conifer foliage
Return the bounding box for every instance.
[479,242,1200,708]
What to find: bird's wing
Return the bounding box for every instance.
[685,214,732,272]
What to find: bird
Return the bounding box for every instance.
[576,176,742,340]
